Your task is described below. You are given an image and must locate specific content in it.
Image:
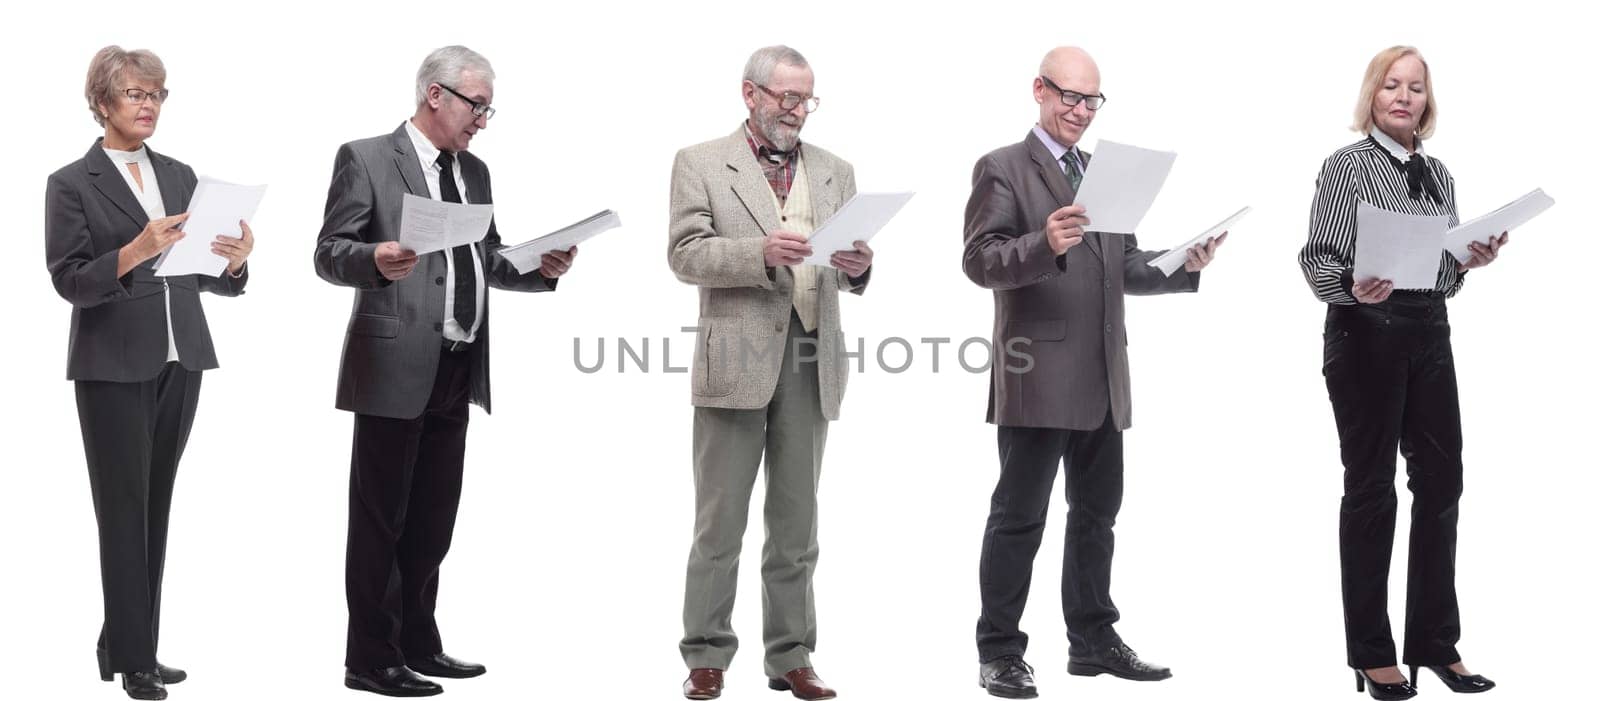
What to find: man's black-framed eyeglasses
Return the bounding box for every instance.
[438,83,496,120]
[754,83,821,113]
[1040,76,1106,111]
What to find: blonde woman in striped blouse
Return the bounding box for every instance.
[1299,46,1505,700]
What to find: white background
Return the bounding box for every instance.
[2,1,1593,700]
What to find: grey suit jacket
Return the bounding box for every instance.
[314,123,554,420]
[962,131,1198,431]
[45,139,248,382]
[667,127,867,421]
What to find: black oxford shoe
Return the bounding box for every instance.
[343,666,443,697]
[407,652,486,679]
[979,655,1039,698]
[1067,642,1172,681]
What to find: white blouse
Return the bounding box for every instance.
[103,145,179,363]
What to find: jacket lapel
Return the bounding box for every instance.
[86,140,150,230]
[723,128,781,237]
[804,150,838,219]
[390,123,428,198]
[1025,131,1103,261]
[146,145,187,221]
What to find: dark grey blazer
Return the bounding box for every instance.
[962,131,1198,432]
[45,139,248,383]
[314,123,555,420]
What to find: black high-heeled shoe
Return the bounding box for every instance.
[1355,668,1417,700]
[97,648,187,684]
[1411,664,1496,693]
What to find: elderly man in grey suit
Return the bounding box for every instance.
[669,45,872,701]
[314,45,576,698]
[965,47,1225,698]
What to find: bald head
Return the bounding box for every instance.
[1034,46,1102,148]
[1040,47,1099,85]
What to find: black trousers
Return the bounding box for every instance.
[1323,293,1463,669]
[977,415,1124,661]
[75,361,202,673]
[345,349,472,670]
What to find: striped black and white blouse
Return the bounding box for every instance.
[1299,128,1463,304]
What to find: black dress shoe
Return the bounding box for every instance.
[1355,669,1418,700]
[122,670,168,700]
[407,652,487,678]
[1412,664,1496,693]
[1068,643,1172,681]
[978,655,1038,699]
[97,648,185,684]
[155,663,187,684]
[344,666,443,697]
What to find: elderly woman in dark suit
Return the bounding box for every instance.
[1299,46,1506,700]
[44,46,253,701]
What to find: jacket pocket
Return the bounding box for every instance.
[349,313,399,339]
[693,316,736,397]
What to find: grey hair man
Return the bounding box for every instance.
[315,45,577,698]
[670,45,873,701]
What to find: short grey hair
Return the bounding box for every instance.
[415,45,495,106]
[85,45,165,127]
[742,45,808,85]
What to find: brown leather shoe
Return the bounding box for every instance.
[768,667,837,700]
[683,668,724,699]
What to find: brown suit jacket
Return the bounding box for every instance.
[962,130,1198,431]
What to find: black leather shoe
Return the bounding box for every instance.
[1068,643,1171,681]
[155,663,187,685]
[97,648,185,684]
[1412,664,1496,693]
[407,652,486,678]
[978,655,1038,699]
[344,666,444,697]
[122,670,168,700]
[1355,668,1418,700]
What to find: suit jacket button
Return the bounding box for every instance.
[775,322,785,332]
[434,322,443,332]
[435,276,445,285]
[1103,280,1111,290]
[1105,323,1113,334]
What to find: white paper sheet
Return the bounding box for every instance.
[801,192,915,267]
[496,210,622,274]
[1444,188,1555,263]
[1354,201,1450,290]
[1147,205,1250,277]
[398,193,494,254]
[154,177,266,277]
[1072,140,1177,235]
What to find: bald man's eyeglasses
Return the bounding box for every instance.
[1040,76,1107,111]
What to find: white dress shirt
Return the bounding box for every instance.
[103,145,179,362]
[404,119,486,343]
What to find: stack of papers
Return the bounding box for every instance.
[1147,206,1250,276]
[801,192,915,267]
[155,177,267,277]
[399,193,494,254]
[497,210,622,274]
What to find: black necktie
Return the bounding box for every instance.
[1061,151,1083,190]
[435,151,477,335]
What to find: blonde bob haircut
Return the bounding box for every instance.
[1351,45,1437,141]
[85,45,166,127]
